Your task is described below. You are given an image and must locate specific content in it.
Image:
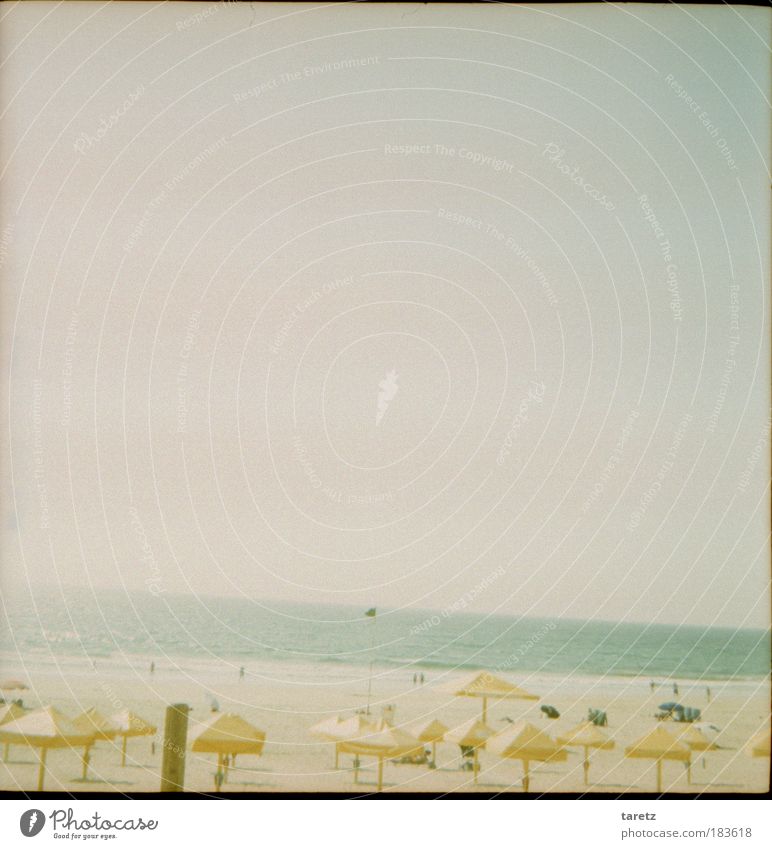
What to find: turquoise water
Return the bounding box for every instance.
[1,588,768,681]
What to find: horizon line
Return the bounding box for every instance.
[4,580,770,635]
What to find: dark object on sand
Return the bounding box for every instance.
[540,705,560,719]
[674,706,701,723]
[587,708,607,727]
[656,702,700,722]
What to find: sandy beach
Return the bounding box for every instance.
[1,656,768,794]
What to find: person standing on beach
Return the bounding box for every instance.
[150,661,155,675]
[649,681,655,693]
[673,682,679,696]
[239,666,245,681]
[706,686,711,702]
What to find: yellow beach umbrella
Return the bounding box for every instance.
[0,678,29,692]
[444,718,494,783]
[309,714,346,766]
[72,709,120,781]
[191,713,265,789]
[73,708,120,740]
[331,714,386,738]
[406,718,448,763]
[337,725,422,791]
[677,726,717,752]
[488,721,566,793]
[442,670,538,722]
[745,729,770,758]
[557,722,614,786]
[324,714,386,769]
[109,709,157,766]
[675,725,718,784]
[0,703,27,724]
[0,706,95,790]
[309,714,346,740]
[625,726,690,792]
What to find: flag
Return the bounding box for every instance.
[364,608,376,618]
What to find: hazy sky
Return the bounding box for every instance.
[1,2,769,629]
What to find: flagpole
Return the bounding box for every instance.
[365,609,376,714]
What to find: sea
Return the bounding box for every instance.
[1,587,769,683]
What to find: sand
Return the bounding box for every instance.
[0,657,768,794]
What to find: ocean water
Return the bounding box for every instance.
[1,587,768,681]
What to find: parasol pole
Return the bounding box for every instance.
[473,748,479,784]
[523,759,530,793]
[377,756,384,792]
[583,746,590,786]
[81,745,91,781]
[481,697,487,724]
[365,609,376,715]
[37,747,47,792]
[121,734,127,767]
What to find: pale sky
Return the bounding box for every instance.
[1,2,769,628]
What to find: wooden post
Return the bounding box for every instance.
[214,753,224,791]
[37,747,47,792]
[120,735,127,767]
[365,614,376,714]
[160,703,190,792]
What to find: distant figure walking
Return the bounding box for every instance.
[239,666,245,681]
[649,681,655,693]
[420,672,425,685]
[150,661,155,676]
[673,682,679,696]
[412,673,417,686]
[706,686,711,702]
